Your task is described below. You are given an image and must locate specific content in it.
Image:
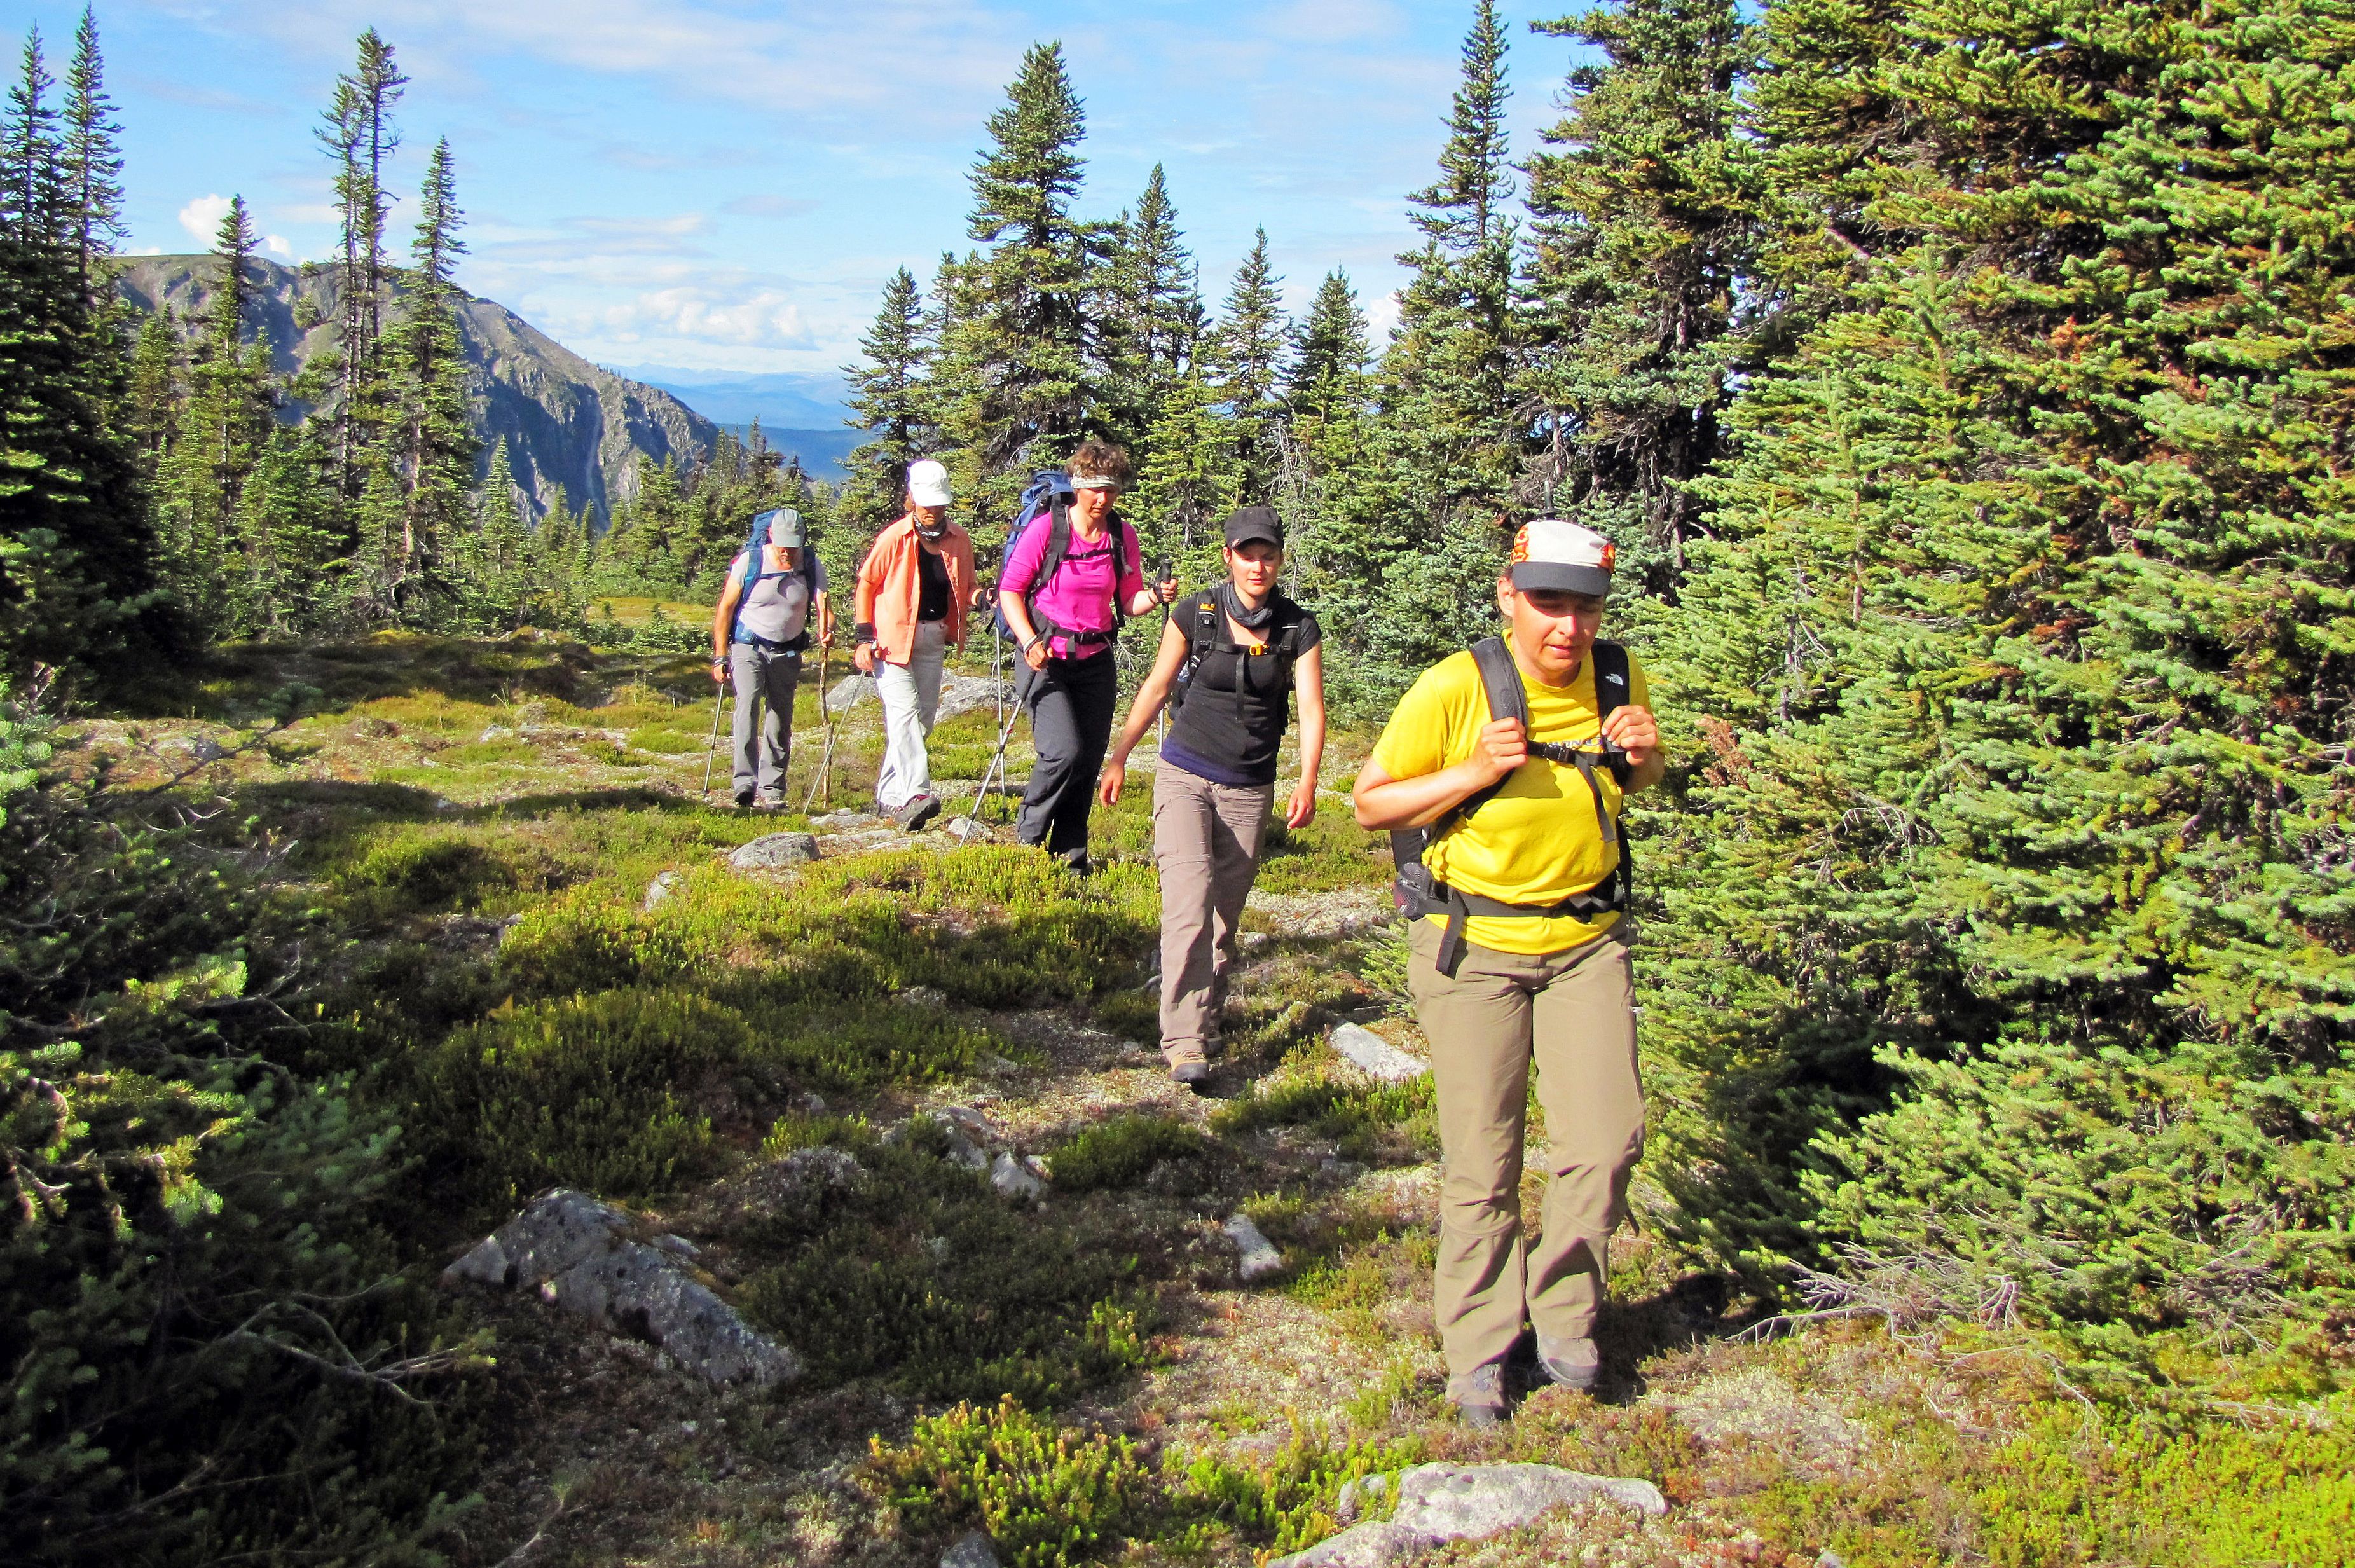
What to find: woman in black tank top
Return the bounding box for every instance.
[1098,507,1327,1085]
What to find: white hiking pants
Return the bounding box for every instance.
[874,620,947,812]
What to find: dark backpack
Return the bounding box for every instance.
[989,469,1133,645]
[729,509,820,652]
[1392,638,1635,972]
[1167,589,1305,717]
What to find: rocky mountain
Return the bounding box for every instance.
[116,255,719,522]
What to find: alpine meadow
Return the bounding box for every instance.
[3,1,2352,1565]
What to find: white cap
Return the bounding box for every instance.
[760,507,805,547]
[907,459,952,508]
[1509,518,1616,597]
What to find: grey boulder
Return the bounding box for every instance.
[642,870,682,911]
[990,1151,1045,1200]
[1272,1462,1666,1567]
[444,1189,800,1389]
[729,832,819,870]
[1224,1213,1286,1283]
[935,672,1016,721]
[825,674,876,716]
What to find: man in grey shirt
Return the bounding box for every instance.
[710,508,832,808]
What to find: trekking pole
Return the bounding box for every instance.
[802,636,838,813]
[699,678,726,798]
[959,696,1027,847]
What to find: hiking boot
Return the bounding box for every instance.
[1536,1335,1600,1392]
[1165,1045,1210,1087]
[896,794,942,832]
[755,793,787,811]
[732,788,756,809]
[1055,847,1092,876]
[1448,1363,1509,1430]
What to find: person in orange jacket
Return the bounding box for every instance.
[853,460,991,829]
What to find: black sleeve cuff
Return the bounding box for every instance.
[853,622,877,644]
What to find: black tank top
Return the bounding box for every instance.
[1160,593,1321,787]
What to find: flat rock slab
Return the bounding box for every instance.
[825,675,876,716]
[940,1530,1002,1568]
[1328,1023,1427,1083]
[936,671,1017,721]
[445,1188,801,1389]
[729,832,819,870]
[1274,1462,1667,1567]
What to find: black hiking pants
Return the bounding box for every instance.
[1017,648,1116,856]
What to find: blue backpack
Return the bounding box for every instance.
[989,470,1132,645]
[729,509,820,652]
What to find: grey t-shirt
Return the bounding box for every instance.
[729,549,827,645]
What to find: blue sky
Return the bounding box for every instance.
[4,1,1598,382]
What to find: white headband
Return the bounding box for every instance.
[1070,474,1120,491]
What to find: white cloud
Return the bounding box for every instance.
[596,286,814,348]
[178,193,234,246]
[265,234,294,258]
[1368,289,1404,345]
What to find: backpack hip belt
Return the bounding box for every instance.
[732,627,810,654]
[1406,867,1628,979]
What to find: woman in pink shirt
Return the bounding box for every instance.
[996,441,1176,872]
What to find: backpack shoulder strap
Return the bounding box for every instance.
[1468,636,1528,733]
[1190,591,1219,660]
[1031,493,1074,593]
[1589,640,1631,784]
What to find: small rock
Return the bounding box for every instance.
[1024,1154,1050,1179]
[939,1104,991,1140]
[349,716,400,739]
[1818,1554,1846,1568]
[990,1151,1045,1200]
[1271,1463,1666,1568]
[1328,1023,1427,1083]
[516,701,551,726]
[729,832,819,870]
[478,724,517,743]
[944,1131,989,1171]
[1321,1155,1366,1182]
[171,732,228,763]
[797,1092,828,1115]
[1224,1213,1285,1283]
[941,1530,1002,1568]
[811,809,881,830]
[897,985,949,1008]
[944,815,1001,843]
[642,870,682,911]
[978,1052,1019,1075]
[824,675,876,716]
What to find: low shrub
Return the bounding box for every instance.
[1212,1069,1435,1164]
[738,1138,1148,1403]
[869,1396,1156,1568]
[1169,1422,1420,1555]
[332,826,561,911]
[415,987,748,1206]
[1048,1114,1210,1193]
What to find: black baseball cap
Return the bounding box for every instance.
[1222,505,1284,549]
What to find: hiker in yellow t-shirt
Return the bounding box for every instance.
[1352,518,1663,1429]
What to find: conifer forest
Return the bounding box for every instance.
[3,1,2352,1564]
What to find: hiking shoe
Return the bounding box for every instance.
[1536,1335,1600,1392]
[897,794,943,832]
[755,793,787,811]
[1055,848,1092,876]
[732,788,756,809]
[1169,1059,1211,1087]
[1448,1363,1509,1430]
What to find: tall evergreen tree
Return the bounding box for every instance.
[380,137,472,621]
[935,41,1102,528]
[317,29,406,494]
[1096,163,1203,451]
[1285,268,1369,418]
[0,22,151,677]
[1520,0,1761,598]
[840,264,936,534]
[1207,227,1287,499]
[59,8,120,299]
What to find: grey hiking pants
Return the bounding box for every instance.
[729,642,800,800]
[1153,766,1272,1064]
[874,621,948,813]
[1406,919,1645,1396]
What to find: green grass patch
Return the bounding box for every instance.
[1212,1067,1436,1164]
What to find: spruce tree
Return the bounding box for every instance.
[380,136,473,621]
[1133,367,1242,585]
[1096,163,1204,452]
[0,21,151,677]
[317,30,406,495]
[840,264,935,535]
[1520,0,1760,598]
[935,41,1102,528]
[1285,268,1369,419]
[58,7,119,299]
[1207,227,1287,500]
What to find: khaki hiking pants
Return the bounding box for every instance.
[1406,918,1644,1394]
[1152,766,1273,1064]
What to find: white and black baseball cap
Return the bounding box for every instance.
[1508,518,1616,598]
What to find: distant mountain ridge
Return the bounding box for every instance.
[615,367,854,429]
[116,255,719,523]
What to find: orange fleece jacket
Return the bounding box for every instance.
[855,514,980,663]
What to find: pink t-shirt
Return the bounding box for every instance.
[1000,515,1142,657]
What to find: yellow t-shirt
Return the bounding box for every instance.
[1370,636,1651,955]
